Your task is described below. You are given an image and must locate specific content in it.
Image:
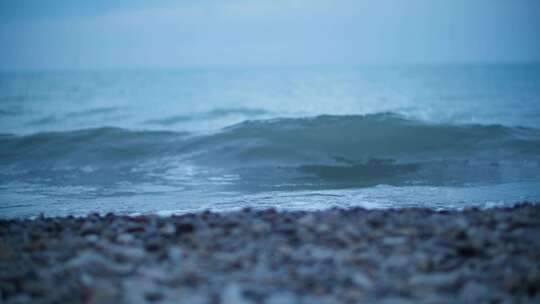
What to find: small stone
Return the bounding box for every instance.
[381,236,407,246]
[221,283,248,304]
[85,234,100,243]
[160,223,176,235]
[351,272,373,289]
[409,272,459,291]
[81,222,99,236]
[385,254,409,269]
[167,246,183,262]
[67,251,132,275]
[380,297,416,304]
[117,246,146,260]
[0,242,14,260]
[0,281,16,295]
[125,225,145,233]
[525,269,540,295]
[456,243,483,258]
[145,240,162,252]
[21,280,47,297]
[116,233,135,244]
[298,215,316,227]
[176,223,195,234]
[417,260,433,273]
[145,291,163,302]
[266,292,296,304]
[86,281,120,304]
[460,281,492,302]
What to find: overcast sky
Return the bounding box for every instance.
[1,0,539,70]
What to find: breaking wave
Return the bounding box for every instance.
[1,113,540,190]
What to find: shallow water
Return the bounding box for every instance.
[1,65,540,217]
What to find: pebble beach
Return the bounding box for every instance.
[1,203,540,303]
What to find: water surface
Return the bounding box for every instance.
[1,65,540,217]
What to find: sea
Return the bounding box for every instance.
[1,64,540,218]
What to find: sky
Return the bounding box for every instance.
[0,0,539,70]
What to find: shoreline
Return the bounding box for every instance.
[1,203,540,303]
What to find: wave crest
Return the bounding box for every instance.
[1,113,539,189]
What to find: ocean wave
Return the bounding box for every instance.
[0,127,189,169]
[144,107,271,126]
[185,113,540,165]
[1,113,540,189]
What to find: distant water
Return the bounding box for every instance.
[1,65,540,217]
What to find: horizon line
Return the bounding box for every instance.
[1,60,540,73]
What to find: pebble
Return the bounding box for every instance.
[351,272,374,289]
[266,292,297,304]
[460,281,492,302]
[221,283,248,304]
[0,203,539,303]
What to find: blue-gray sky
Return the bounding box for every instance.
[1,0,539,70]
